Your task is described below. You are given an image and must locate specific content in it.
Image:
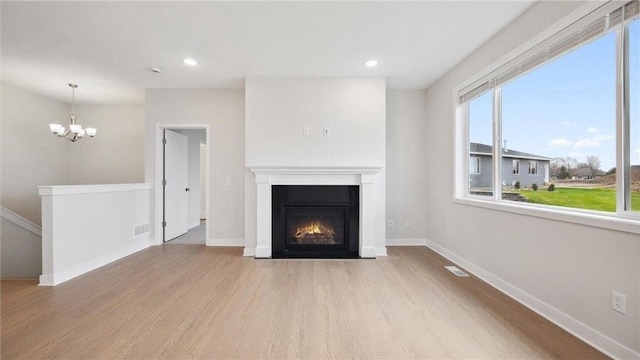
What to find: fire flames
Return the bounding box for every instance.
[295,221,335,240]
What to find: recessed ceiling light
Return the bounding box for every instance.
[183,58,197,66]
[365,60,378,67]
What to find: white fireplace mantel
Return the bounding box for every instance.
[248,166,384,258]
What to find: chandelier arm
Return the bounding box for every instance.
[62,131,80,142]
[57,129,70,138]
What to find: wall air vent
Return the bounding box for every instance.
[444,266,469,277]
[134,223,150,237]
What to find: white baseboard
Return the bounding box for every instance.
[0,206,42,236]
[243,247,255,257]
[207,238,244,246]
[425,239,639,360]
[39,240,150,286]
[255,246,271,258]
[386,238,427,246]
[375,247,388,256]
[359,246,376,259]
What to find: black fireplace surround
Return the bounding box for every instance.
[272,185,359,258]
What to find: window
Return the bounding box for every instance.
[470,157,481,174]
[468,92,493,196]
[513,160,520,175]
[456,0,640,220]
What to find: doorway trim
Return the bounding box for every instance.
[154,123,210,246]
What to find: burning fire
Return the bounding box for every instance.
[295,221,335,239]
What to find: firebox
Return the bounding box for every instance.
[272,185,359,258]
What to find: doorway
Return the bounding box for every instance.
[154,125,209,245]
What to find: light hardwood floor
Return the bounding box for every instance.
[1,246,606,359]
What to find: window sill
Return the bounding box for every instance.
[453,197,640,235]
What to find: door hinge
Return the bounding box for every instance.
[162,221,167,227]
[163,137,167,145]
[163,179,167,186]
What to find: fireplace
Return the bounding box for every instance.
[272,185,359,258]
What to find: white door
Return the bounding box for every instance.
[164,129,189,241]
[544,163,550,183]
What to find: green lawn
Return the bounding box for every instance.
[514,187,640,212]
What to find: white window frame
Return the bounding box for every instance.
[453,1,640,235]
[528,161,538,175]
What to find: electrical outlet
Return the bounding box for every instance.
[388,220,394,228]
[220,220,226,229]
[225,178,231,186]
[612,291,626,314]
[405,220,412,228]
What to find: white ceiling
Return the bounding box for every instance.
[1,1,535,105]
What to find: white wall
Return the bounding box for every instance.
[175,129,206,229]
[39,184,151,286]
[68,104,145,184]
[386,90,428,244]
[1,84,70,225]
[244,78,387,255]
[423,1,639,358]
[245,78,386,167]
[145,89,245,244]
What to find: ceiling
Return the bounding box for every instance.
[1,1,535,105]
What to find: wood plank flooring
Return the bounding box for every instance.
[1,246,606,359]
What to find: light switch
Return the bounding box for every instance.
[323,127,330,136]
[225,178,231,186]
[303,127,310,136]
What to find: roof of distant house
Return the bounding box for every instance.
[571,168,607,177]
[470,143,553,161]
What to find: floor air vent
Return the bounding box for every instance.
[445,266,469,277]
[134,223,150,237]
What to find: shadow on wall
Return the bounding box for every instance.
[1,216,42,279]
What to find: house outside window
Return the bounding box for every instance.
[513,160,520,175]
[528,161,538,175]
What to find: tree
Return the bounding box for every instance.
[586,155,601,176]
[557,165,569,179]
[550,158,564,177]
[564,156,578,173]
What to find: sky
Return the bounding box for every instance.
[469,20,639,172]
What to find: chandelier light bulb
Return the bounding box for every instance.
[49,123,62,133]
[86,128,97,137]
[70,124,82,134]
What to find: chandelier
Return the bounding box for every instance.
[49,84,97,142]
